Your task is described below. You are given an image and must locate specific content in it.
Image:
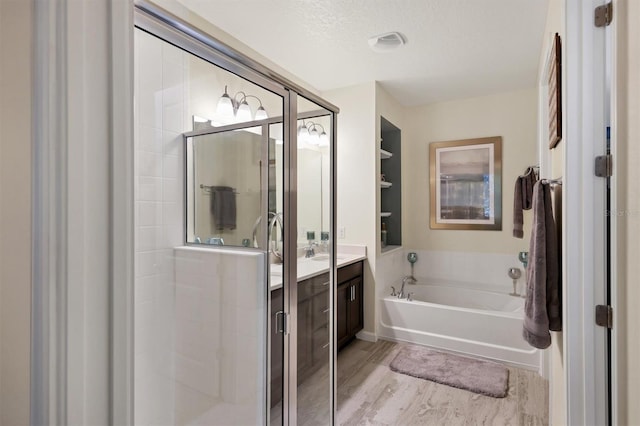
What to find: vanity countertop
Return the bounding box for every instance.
[269,252,366,291]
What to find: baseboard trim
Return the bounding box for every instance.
[355,330,377,342]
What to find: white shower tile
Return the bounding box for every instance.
[176,284,203,322]
[163,102,184,133]
[162,62,184,107]
[162,41,185,67]
[163,202,182,226]
[175,354,218,397]
[138,86,163,130]
[136,225,162,252]
[138,125,163,154]
[164,224,183,247]
[137,202,162,227]
[136,251,161,277]
[162,178,180,203]
[137,176,162,202]
[135,275,156,304]
[163,153,181,178]
[137,150,162,178]
[163,130,182,157]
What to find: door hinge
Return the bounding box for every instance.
[595,2,613,27]
[595,154,613,177]
[595,305,613,328]
[275,311,289,335]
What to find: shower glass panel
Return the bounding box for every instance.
[296,95,334,426]
[133,26,286,425]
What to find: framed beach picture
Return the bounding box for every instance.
[429,136,502,230]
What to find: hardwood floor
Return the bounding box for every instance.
[281,339,549,426]
[335,339,549,426]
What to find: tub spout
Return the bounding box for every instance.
[399,275,417,299]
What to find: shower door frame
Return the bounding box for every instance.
[128,3,340,425]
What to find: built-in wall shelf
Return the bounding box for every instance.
[379,117,402,250]
[381,245,402,255]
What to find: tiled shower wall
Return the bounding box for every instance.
[135,29,268,425]
[134,29,187,425]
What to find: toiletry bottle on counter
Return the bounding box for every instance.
[381,222,387,247]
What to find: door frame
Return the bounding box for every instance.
[564,0,613,424]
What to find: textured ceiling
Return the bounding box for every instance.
[176,0,549,106]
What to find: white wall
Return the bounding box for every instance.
[0,0,31,424]
[537,0,566,423]
[404,88,538,255]
[615,0,640,424]
[323,83,377,334]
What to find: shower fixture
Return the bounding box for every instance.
[216,85,269,123]
[407,252,418,280]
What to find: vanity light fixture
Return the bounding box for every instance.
[297,120,329,147]
[216,85,269,123]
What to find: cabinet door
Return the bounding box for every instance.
[347,277,364,336]
[297,296,313,383]
[270,288,283,408]
[336,282,350,349]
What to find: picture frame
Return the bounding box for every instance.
[429,136,502,230]
[548,33,562,149]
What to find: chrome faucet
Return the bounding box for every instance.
[304,242,318,258]
[268,212,284,263]
[398,275,416,299]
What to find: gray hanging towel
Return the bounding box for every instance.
[210,186,236,230]
[522,181,561,349]
[513,167,538,238]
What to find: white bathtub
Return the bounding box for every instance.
[378,283,540,370]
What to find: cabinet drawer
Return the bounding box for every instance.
[312,291,329,329]
[310,273,330,295]
[338,261,363,284]
[312,326,329,365]
[298,278,313,301]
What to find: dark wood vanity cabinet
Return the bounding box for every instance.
[270,260,364,403]
[270,288,284,408]
[297,272,330,384]
[337,261,364,350]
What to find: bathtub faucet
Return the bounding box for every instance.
[399,275,416,299]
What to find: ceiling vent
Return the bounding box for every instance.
[368,32,406,52]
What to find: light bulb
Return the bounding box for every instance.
[298,122,310,144]
[254,105,268,120]
[309,126,320,145]
[319,131,330,147]
[236,100,252,123]
[216,87,234,120]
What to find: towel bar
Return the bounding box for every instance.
[200,184,239,194]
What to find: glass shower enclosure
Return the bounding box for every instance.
[133,4,337,425]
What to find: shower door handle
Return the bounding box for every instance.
[275,311,287,335]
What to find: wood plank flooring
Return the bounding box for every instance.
[286,339,549,426]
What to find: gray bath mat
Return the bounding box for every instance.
[389,345,509,398]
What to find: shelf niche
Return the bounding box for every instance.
[380,116,402,248]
